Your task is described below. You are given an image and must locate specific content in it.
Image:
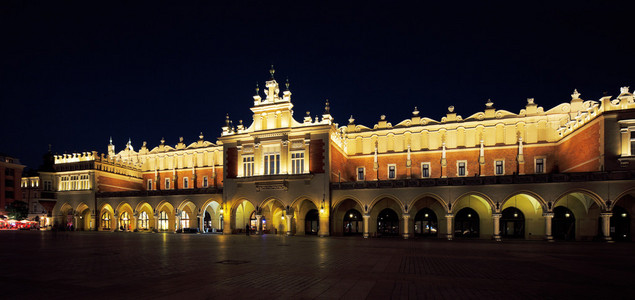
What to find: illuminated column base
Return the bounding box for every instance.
[445,213,454,241]
[601,212,613,242]
[256,214,263,235]
[402,214,410,239]
[318,214,329,237]
[543,213,554,242]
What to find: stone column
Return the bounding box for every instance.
[318,213,329,237]
[601,212,613,242]
[132,214,138,231]
[90,214,96,231]
[543,213,554,241]
[73,215,79,231]
[175,211,181,233]
[363,214,370,238]
[223,211,232,235]
[198,214,203,234]
[445,213,454,240]
[285,214,293,236]
[255,214,263,235]
[402,213,411,239]
[113,215,119,231]
[154,213,159,232]
[492,213,502,241]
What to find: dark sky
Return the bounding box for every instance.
[2,1,634,168]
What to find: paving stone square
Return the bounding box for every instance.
[1,231,634,299]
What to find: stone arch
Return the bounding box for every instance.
[452,192,495,239]
[368,194,406,214]
[294,197,320,235]
[553,190,605,241]
[409,193,448,239]
[56,202,73,229]
[115,202,134,216]
[75,202,92,231]
[290,195,320,211]
[201,197,223,233]
[233,198,257,233]
[332,198,365,236]
[155,200,175,232]
[500,192,546,240]
[612,187,635,210]
[116,202,134,231]
[177,199,197,230]
[332,195,365,213]
[261,197,287,234]
[451,191,495,214]
[135,202,154,231]
[408,193,448,213]
[98,203,115,231]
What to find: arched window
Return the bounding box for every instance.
[158,211,169,231]
[180,210,190,229]
[454,207,479,238]
[139,211,149,230]
[501,207,524,238]
[120,212,130,230]
[414,208,438,237]
[101,213,110,230]
[343,209,362,235]
[305,209,319,235]
[377,208,399,236]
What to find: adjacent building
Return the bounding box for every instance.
[47,69,635,241]
[0,154,24,217]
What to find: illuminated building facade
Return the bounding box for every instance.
[0,155,24,217]
[49,70,635,241]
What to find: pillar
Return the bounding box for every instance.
[492,213,501,241]
[318,213,329,237]
[445,213,454,240]
[256,214,263,235]
[363,214,370,238]
[223,210,232,235]
[601,212,613,242]
[198,214,203,234]
[285,214,293,236]
[402,214,410,239]
[73,215,79,231]
[132,214,138,231]
[113,215,119,231]
[154,213,159,232]
[543,213,554,241]
[175,211,181,233]
[90,214,96,231]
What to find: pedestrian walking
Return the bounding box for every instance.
[245,223,250,236]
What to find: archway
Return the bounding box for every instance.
[261,198,286,235]
[414,208,438,237]
[377,208,399,236]
[156,201,175,232]
[553,206,575,240]
[554,192,602,240]
[135,202,154,231]
[343,209,363,236]
[57,203,73,230]
[234,200,256,234]
[455,207,479,238]
[332,198,364,236]
[500,207,524,238]
[177,200,197,231]
[202,200,222,233]
[76,203,91,231]
[98,203,114,231]
[305,209,319,235]
[116,203,134,231]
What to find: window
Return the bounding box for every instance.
[158,211,169,231]
[203,176,208,188]
[183,177,189,189]
[180,210,189,229]
[147,179,153,190]
[535,158,545,174]
[264,153,280,175]
[101,213,110,230]
[242,155,254,177]
[421,163,430,178]
[292,152,305,174]
[495,160,504,175]
[139,211,149,230]
[165,178,171,189]
[43,180,52,191]
[388,164,396,179]
[79,174,89,190]
[70,175,78,190]
[357,167,365,181]
[458,161,467,176]
[120,212,130,230]
[60,176,69,191]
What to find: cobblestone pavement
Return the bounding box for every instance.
[1,231,633,299]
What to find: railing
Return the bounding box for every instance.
[97,187,223,198]
[331,170,635,190]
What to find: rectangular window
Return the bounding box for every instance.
[80,174,89,190]
[43,180,51,191]
[388,164,396,179]
[183,177,189,189]
[165,178,171,190]
[147,179,153,190]
[357,167,365,181]
[291,152,305,174]
[203,176,208,188]
[421,163,430,178]
[458,161,467,176]
[535,158,545,174]
[242,156,254,177]
[70,175,78,190]
[60,176,69,191]
[495,160,504,175]
[264,153,280,175]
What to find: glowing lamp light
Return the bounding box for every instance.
[349,213,353,218]
[320,207,324,214]
[622,213,627,218]
[513,213,518,218]
[424,213,429,218]
[467,214,472,218]
[220,208,224,214]
[565,213,570,218]
[281,216,285,220]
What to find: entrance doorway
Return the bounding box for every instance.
[455,208,479,238]
[501,207,525,238]
[343,209,362,235]
[553,206,575,240]
[377,208,399,236]
[414,208,438,237]
[305,209,319,235]
[611,206,630,241]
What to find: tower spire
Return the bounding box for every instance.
[269,64,275,80]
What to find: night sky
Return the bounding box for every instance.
[2,1,634,169]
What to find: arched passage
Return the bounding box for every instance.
[75,203,92,231]
[410,195,446,238]
[156,201,175,232]
[554,191,603,240]
[177,200,197,231]
[295,198,319,235]
[332,198,364,236]
[455,207,479,238]
[116,203,134,231]
[613,192,635,242]
[368,197,403,237]
[201,199,222,233]
[99,203,114,231]
[135,202,154,231]
[261,198,287,235]
[57,203,73,230]
[501,193,545,240]
[452,193,493,239]
[234,200,256,234]
[500,207,524,238]
[414,208,438,237]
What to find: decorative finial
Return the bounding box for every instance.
[380,115,386,120]
[142,141,147,147]
[161,137,165,145]
[285,78,290,91]
[324,99,330,114]
[306,111,311,116]
[412,106,419,116]
[179,137,183,143]
[255,82,259,95]
[225,113,230,126]
[269,64,275,79]
[239,120,243,126]
[486,99,494,108]
[571,89,581,99]
[348,115,355,124]
[620,86,630,95]
[127,138,132,145]
[527,98,535,105]
[448,106,455,113]
[109,136,113,145]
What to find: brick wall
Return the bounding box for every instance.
[226,147,237,178]
[310,139,325,173]
[557,121,602,172]
[97,173,143,192]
